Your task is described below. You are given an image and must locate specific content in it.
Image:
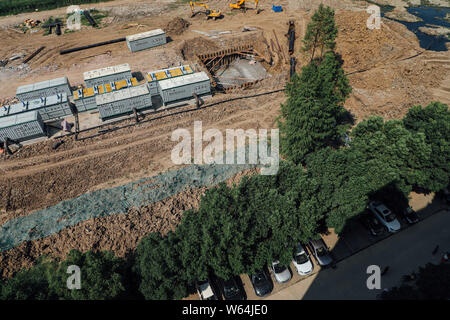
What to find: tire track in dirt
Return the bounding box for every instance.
[0,91,284,222]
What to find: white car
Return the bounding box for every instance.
[292,243,313,275]
[270,260,292,283]
[368,201,401,233]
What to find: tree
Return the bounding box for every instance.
[403,102,450,192]
[279,51,351,164]
[134,232,189,300]
[0,258,58,300]
[48,250,128,300]
[302,4,338,62]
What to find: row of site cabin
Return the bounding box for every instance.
[0,30,212,144]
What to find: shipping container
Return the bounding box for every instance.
[0,111,46,142]
[126,29,166,53]
[158,72,211,105]
[84,63,132,87]
[146,65,194,96]
[16,77,72,101]
[96,85,152,120]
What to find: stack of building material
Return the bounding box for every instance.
[157,72,211,106]
[16,77,72,101]
[96,84,152,120]
[0,111,46,142]
[146,65,194,96]
[83,63,132,87]
[126,29,167,53]
[74,77,139,112]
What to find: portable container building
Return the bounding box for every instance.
[74,78,139,112]
[83,63,132,87]
[146,65,194,96]
[0,111,46,142]
[27,93,72,121]
[16,77,72,101]
[1,94,72,122]
[126,29,166,53]
[96,85,152,120]
[158,72,211,105]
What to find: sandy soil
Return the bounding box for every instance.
[0,0,449,277]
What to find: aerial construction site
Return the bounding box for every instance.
[0,0,449,303]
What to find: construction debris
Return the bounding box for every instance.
[242,26,259,32]
[23,46,46,64]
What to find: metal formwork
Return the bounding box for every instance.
[16,77,72,101]
[158,72,211,105]
[0,111,46,142]
[126,29,166,53]
[96,85,152,120]
[83,64,132,87]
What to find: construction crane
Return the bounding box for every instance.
[229,0,261,13]
[189,1,222,20]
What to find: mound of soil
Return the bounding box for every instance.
[165,17,191,36]
[179,37,220,60]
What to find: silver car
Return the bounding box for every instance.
[368,201,401,233]
[307,239,333,267]
[270,260,292,283]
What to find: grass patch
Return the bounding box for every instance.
[0,0,112,17]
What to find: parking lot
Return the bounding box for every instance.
[186,192,448,300]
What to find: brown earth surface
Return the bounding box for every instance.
[0,0,449,277]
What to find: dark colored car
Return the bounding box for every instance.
[443,188,450,205]
[248,269,273,297]
[360,211,385,236]
[217,277,246,300]
[401,206,419,224]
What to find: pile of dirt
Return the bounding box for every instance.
[165,17,191,36]
[179,37,220,60]
[0,168,259,278]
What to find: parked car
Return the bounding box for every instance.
[443,188,450,205]
[368,201,401,233]
[360,211,385,236]
[196,278,219,300]
[248,269,273,297]
[270,260,292,283]
[292,243,313,275]
[216,277,245,300]
[307,238,333,267]
[401,206,419,224]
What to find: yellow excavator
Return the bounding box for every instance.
[189,1,222,20]
[229,0,261,13]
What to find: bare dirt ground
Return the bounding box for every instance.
[0,0,449,277]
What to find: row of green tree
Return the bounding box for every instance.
[0,4,448,300]
[0,0,109,17]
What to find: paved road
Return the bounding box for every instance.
[266,209,450,300]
